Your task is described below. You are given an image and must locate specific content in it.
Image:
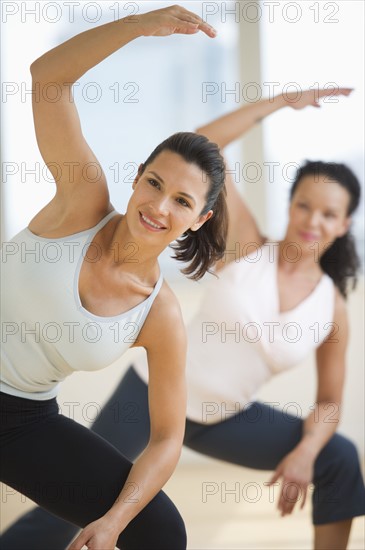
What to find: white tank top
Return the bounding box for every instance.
[133,242,335,423]
[1,211,163,400]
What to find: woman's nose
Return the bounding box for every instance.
[150,196,170,217]
[308,210,321,227]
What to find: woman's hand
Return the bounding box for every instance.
[267,447,315,516]
[67,515,120,550]
[284,87,353,109]
[135,4,216,38]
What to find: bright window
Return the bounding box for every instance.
[259,0,364,261]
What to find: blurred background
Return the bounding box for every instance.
[1,1,364,547]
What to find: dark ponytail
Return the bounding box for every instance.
[171,186,228,280]
[290,161,361,298]
[142,132,228,280]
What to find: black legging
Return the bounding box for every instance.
[0,379,186,550]
[1,367,365,550]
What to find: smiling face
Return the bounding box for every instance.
[286,174,351,255]
[126,150,213,247]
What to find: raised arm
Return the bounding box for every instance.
[196,88,353,150]
[196,88,353,265]
[30,5,217,213]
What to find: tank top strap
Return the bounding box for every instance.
[88,210,119,238]
[148,270,164,302]
[135,269,164,328]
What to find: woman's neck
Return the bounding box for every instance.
[100,215,162,284]
[277,238,323,278]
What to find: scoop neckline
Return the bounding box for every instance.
[73,214,163,322]
[271,242,326,316]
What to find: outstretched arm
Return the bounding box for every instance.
[68,285,187,550]
[30,5,217,215]
[196,88,353,150]
[196,88,353,265]
[268,291,348,516]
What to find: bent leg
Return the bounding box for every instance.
[185,402,365,528]
[184,401,303,469]
[0,367,151,550]
[312,433,365,524]
[0,390,185,550]
[312,434,365,549]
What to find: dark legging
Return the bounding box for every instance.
[1,366,365,550]
[0,379,186,550]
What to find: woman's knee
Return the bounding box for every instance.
[312,433,365,524]
[325,433,360,468]
[162,505,187,550]
[118,490,187,549]
[146,493,187,550]
[315,433,362,486]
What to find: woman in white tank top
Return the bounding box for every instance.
[0,6,227,550]
[185,92,364,548]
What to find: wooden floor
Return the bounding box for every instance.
[1,456,364,549]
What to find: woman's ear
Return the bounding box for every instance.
[338,216,352,238]
[190,210,213,232]
[132,163,144,190]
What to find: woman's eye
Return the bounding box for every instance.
[325,212,336,219]
[148,179,160,189]
[298,203,308,209]
[176,197,191,208]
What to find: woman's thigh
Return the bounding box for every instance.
[184,401,303,470]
